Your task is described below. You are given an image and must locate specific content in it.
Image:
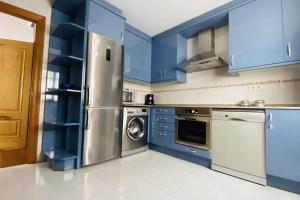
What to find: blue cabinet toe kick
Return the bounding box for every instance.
[149,143,211,168]
[267,175,300,194]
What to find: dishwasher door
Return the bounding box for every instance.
[211,110,266,185]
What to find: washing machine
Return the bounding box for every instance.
[122,107,149,157]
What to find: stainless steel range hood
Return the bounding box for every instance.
[179,28,227,73]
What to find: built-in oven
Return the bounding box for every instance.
[175,108,211,150]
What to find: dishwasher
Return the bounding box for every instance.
[211,110,266,185]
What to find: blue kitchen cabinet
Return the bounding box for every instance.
[282,0,300,62]
[149,108,176,149]
[124,24,152,83]
[152,34,187,83]
[229,0,285,71]
[87,0,125,44]
[266,110,300,194]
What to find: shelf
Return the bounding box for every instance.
[46,89,82,95]
[44,121,80,126]
[52,23,84,40]
[53,0,86,15]
[49,54,83,66]
[44,149,77,161]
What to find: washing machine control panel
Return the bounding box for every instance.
[126,108,149,116]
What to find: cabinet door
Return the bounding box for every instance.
[124,30,151,83]
[229,0,284,71]
[88,1,125,44]
[152,35,177,82]
[266,110,300,183]
[150,129,173,148]
[282,0,300,62]
[140,41,152,83]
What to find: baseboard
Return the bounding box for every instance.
[149,143,211,168]
[267,175,300,194]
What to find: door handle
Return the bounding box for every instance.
[230,55,234,66]
[268,113,273,130]
[287,43,292,57]
[85,86,91,106]
[85,110,90,130]
[185,148,197,154]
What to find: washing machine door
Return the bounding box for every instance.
[127,117,145,141]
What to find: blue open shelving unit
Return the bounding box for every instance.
[42,0,88,171]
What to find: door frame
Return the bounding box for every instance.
[0,2,45,163]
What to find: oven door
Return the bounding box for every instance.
[175,116,211,150]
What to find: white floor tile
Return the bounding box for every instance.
[0,150,299,200]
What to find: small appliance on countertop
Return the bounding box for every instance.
[123,90,136,104]
[145,94,154,105]
[122,107,149,157]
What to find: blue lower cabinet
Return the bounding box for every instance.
[153,108,175,115]
[266,110,300,194]
[153,122,175,131]
[152,114,175,124]
[173,143,211,159]
[150,129,174,148]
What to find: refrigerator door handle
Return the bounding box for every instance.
[85,86,91,106]
[85,110,90,130]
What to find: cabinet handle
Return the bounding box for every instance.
[230,55,234,66]
[121,32,124,44]
[185,148,197,154]
[159,132,168,136]
[268,113,273,130]
[85,86,91,106]
[85,110,90,130]
[287,43,292,57]
[160,69,163,78]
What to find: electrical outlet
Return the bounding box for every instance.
[249,85,263,91]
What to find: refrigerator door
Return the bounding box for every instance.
[86,32,123,108]
[82,108,121,166]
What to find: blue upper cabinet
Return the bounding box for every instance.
[229,0,284,71]
[152,34,187,83]
[282,0,300,62]
[87,0,125,44]
[124,24,152,83]
[266,110,300,194]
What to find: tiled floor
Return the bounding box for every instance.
[0,150,299,200]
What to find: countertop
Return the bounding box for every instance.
[123,103,300,110]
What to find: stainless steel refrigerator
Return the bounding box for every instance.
[82,32,123,166]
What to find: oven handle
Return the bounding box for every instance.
[175,116,211,123]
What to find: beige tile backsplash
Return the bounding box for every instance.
[124,64,300,105]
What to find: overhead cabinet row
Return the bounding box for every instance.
[229,0,300,71]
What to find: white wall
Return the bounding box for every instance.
[0,13,35,42]
[1,0,52,161]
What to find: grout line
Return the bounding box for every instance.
[151,77,300,93]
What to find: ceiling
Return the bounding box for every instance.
[106,0,232,36]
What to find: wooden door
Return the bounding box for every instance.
[0,38,33,167]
